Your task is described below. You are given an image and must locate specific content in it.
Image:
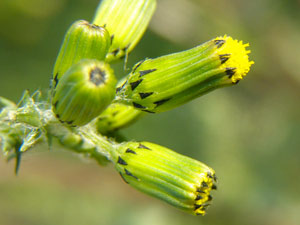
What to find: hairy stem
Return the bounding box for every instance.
[0,92,116,168]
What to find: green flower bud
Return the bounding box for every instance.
[113,141,217,215]
[53,20,111,88]
[52,59,117,126]
[96,103,143,134]
[92,0,156,62]
[117,35,254,113]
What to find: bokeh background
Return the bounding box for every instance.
[1,0,300,224]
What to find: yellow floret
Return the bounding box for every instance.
[215,35,254,83]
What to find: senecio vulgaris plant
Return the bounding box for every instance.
[0,0,253,216]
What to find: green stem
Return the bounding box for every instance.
[0,92,117,166]
[45,121,115,165]
[78,125,117,160]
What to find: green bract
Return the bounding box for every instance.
[52,20,111,88]
[93,0,157,62]
[52,59,117,126]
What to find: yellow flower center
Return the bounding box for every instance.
[215,35,254,83]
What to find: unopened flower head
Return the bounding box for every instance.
[116,35,254,113]
[113,141,217,215]
[52,20,111,88]
[96,103,143,134]
[52,59,117,126]
[93,0,156,62]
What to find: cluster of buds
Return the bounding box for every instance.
[51,0,157,127]
[44,0,254,215]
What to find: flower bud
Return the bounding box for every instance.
[52,20,111,88]
[113,141,217,215]
[117,35,254,113]
[52,59,117,126]
[96,103,143,134]
[92,0,156,62]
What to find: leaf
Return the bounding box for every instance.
[19,129,43,153]
[15,146,22,175]
[17,90,31,107]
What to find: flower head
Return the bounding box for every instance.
[214,35,254,83]
[113,141,217,215]
[52,59,117,126]
[116,35,254,113]
[93,0,157,62]
[52,20,111,88]
[95,103,143,134]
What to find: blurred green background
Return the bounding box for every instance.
[1,0,300,224]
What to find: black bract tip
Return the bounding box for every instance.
[214,39,225,48]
